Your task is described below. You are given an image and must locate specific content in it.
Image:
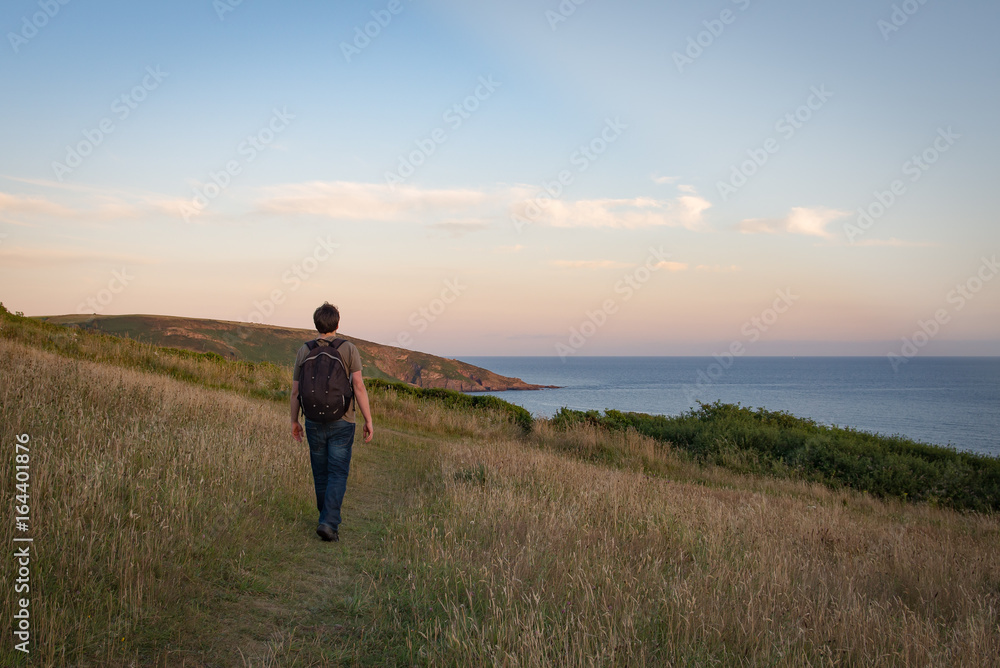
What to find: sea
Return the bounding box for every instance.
[458,356,1000,458]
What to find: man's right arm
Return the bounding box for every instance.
[290,345,305,442]
[290,380,304,441]
[351,371,374,443]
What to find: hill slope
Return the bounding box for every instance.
[36,313,552,392]
[2,305,998,666]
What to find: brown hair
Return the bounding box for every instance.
[313,302,340,334]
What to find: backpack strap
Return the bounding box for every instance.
[311,337,346,349]
[302,338,352,378]
[327,339,356,409]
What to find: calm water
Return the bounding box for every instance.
[458,357,1000,458]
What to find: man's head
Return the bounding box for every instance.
[313,302,340,334]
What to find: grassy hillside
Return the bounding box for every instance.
[36,312,551,392]
[2,305,999,666]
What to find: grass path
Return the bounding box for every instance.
[198,427,441,667]
[0,334,463,667]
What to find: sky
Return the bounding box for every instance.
[1,0,998,357]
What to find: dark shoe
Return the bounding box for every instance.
[316,524,336,541]
[331,530,339,542]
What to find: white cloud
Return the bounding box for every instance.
[519,194,711,230]
[738,206,848,238]
[259,181,714,232]
[654,261,689,272]
[651,174,679,184]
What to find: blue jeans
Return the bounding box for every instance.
[304,419,356,531]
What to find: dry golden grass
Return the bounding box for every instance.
[0,315,290,400]
[0,338,314,665]
[382,424,1000,666]
[3,317,999,666]
[0,332,518,666]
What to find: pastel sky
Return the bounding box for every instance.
[1,0,998,356]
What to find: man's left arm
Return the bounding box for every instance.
[352,371,374,443]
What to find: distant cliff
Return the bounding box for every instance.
[37,313,555,392]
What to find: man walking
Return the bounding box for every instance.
[290,302,374,542]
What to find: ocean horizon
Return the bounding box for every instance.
[458,356,1000,458]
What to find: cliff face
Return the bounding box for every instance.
[353,341,551,392]
[37,313,553,392]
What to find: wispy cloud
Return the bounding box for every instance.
[738,206,849,238]
[695,264,741,272]
[851,237,937,248]
[427,219,491,237]
[0,246,159,265]
[0,178,183,224]
[0,192,76,217]
[255,181,492,221]
[651,174,679,184]
[551,259,633,269]
[552,258,689,271]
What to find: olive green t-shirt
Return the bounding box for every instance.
[293,338,362,423]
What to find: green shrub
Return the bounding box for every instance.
[552,401,1000,512]
[367,378,533,432]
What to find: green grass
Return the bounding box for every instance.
[551,402,1000,512]
[366,378,534,433]
[3,305,530,434]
